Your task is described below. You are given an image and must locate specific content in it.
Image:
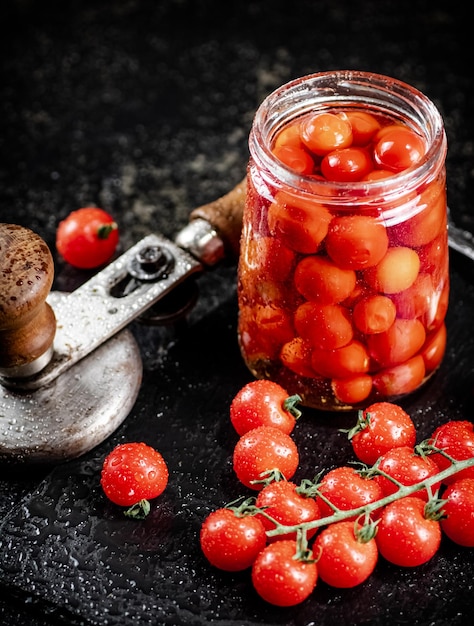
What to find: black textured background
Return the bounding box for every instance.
[1,1,473,624]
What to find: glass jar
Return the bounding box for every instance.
[237,71,449,410]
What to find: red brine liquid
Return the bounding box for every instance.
[238,74,448,410]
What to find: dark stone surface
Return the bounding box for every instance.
[0,1,473,624]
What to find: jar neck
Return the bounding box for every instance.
[249,71,447,204]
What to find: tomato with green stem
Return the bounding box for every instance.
[100,442,168,519]
[375,496,442,567]
[56,207,119,269]
[346,401,417,465]
[313,520,378,588]
[255,478,321,541]
[200,501,267,571]
[315,466,384,520]
[230,380,302,436]
[428,421,474,484]
[373,445,441,501]
[251,539,317,606]
[440,478,474,547]
[233,426,299,490]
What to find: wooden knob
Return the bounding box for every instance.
[189,177,247,259]
[0,223,56,377]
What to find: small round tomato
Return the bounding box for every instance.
[272,144,314,175]
[56,207,119,269]
[294,302,353,351]
[428,421,474,484]
[367,318,426,367]
[373,126,426,172]
[331,375,373,406]
[353,295,397,335]
[373,354,426,397]
[200,507,267,571]
[230,380,301,436]
[421,324,447,373]
[325,215,389,270]
[374,446,441,501]
[100,442,169,516]
[255,480,321,541]
[321,147,373,182]
[313,520,378,588]
[311,340,370,379]
[364,246,420,294]
[348,402,416,465]
[316,466,384,520]
[376,496,441,567]
[301,112,353,156]
[267,191,332,254]
[440,478,474,547]
[233,426,299,490]
[280,337,316,378]
[251,539,318,606]
[339,111,381,146]
[294,256,357,304]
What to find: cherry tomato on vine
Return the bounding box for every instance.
[56,207,119,269]
[251,539,318,606]
[230,380,302,436]
[233,426,299,490]
[316,466,383,520]
[200,507,267,571]
[428,421,474,484]
[100,442,168,518]
[375,496,441,567]
[313,520,378,588]
[374,446,441,501]
[255,479,321,541]
[440,478,474,547]
[347,402,417,465]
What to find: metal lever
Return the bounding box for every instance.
[0,233,202,391]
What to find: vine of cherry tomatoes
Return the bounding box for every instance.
[200,379,474,607]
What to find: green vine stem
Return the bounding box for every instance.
[265,453,474,539]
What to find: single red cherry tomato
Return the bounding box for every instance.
[367,318,426,367]
[230,380,302,436]
[100,442,169,516]
[374,446,441,501]
[56,207,119,269]
[255,480,321,541]
[428,421,474,484]
[301,112,353,156]
[311,340,370,379]
[313,520,378,588]
[440,478,474,547]
[251,539,318,606]
[321,147,373,182]
[316,466,383,520]
[376,496,441,567]
[325,215,389,270]
[294,302,354,351]
[338,111,381,146]
[331,374,373,406]
[233,426,299,490]
[294,255,357,304]
[272,144,315,175]
[373,354,426,397]
[347,402,416,465]
[200,507,267,571]
[352,295,397,335]
[373,125,426,172]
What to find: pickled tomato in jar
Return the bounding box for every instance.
[238,72,449,410]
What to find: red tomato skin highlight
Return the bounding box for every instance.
[100,442,169,507]
[251,540,318,606]
[56,207,119,269]
[440,478,474,547]
[232,426,299,490]
[376,496,441,567]
[200,508,267,571]
[313,521,378,588]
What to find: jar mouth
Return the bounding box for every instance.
[250,70,447,203]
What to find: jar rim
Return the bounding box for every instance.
[249,70,447,201]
